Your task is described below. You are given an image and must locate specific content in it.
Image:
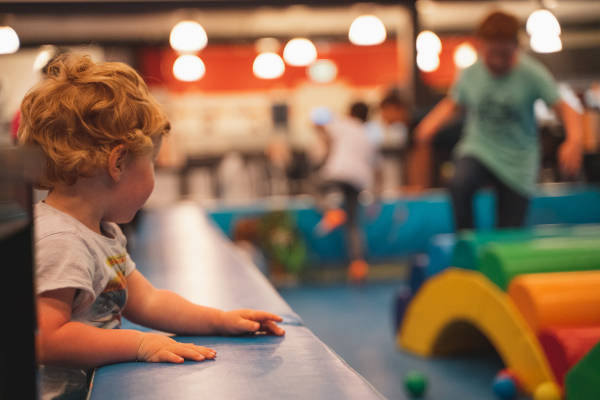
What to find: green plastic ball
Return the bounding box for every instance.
[404,370,428,398]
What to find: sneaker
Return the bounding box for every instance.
[315,208,347,235]
[348,259,369,283]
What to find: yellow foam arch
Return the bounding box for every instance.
[398,268,554,393]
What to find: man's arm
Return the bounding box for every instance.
[554,99,583,177]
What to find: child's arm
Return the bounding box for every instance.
[37,288,216,369]
[414,97,461,144]
[554,99,583,177]
[123,270,285,336]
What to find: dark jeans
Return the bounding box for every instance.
[449,156,530,231]
[319,180,363,260]
[320,181,359,228]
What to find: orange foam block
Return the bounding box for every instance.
[508,271,600,333]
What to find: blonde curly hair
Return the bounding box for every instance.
[18,53,170,189]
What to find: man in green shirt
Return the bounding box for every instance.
[415,10,582,230]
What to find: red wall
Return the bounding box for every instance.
[138,36,476,94]
[138,41,408,93]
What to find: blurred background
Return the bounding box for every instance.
[2,0,598,206]
[2,1,600,399]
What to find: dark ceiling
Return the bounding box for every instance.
[0,1,410,15]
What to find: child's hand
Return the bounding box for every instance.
[136,332,216,363]
[218,309,285,336]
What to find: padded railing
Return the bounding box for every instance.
[88,203,383,400]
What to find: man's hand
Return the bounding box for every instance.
[136,333,216,363]
[218,309,285,336]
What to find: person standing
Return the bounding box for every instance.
[312,102,380,282]
[414,10,582,230]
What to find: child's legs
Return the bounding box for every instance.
[318,180,364,260]
[339,183,363,261]
[315,180,344,211]
[449,156,493,231]
[492,177,530,228]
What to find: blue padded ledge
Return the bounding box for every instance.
[88,204,382,400]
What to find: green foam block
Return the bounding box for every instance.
[478,237,600,290]
[566,341,600,400]
[451,225,600,270]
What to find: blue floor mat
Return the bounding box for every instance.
[279,281,531,400]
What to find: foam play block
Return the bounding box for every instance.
[538,327,600,386]
[451,225,600,270]
[398,268,554,393]
[425,233,456,276]
[508,271,600,332]
[409,254,429,293]
[393,287,412,334]
[479,238,600,290]
[565,341,600,400]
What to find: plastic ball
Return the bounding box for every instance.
[497,369,522,391]
[533,382,561,400]
[492,374,517,399]
[404,370,427,398]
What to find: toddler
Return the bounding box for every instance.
[19,54,285,400]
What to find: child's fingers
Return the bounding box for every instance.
[243,310,283,323]
[175,343,217,360]
[193,345,216,359]
[182,342,217,357]
[172,346,207,362]
[260,320,285,336]
[179,342,217,354]
[154,350,184,363]
[237,318,261,332]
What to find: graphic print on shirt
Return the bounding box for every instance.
[476,93,520,131]
[76,253,129,329]
[104,254,128,292]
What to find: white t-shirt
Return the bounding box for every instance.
[320,117,378,191]
[34,201,136,400]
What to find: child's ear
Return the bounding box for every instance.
[108,145,128,182]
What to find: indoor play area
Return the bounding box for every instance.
[2,1,600,400]
[209,185,600,399]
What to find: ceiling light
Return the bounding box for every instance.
[169,21,208,53]
[308,59,338,83]
[253,52,285,79]
[526,9,561,37]
[416,52,440,72]
[0,26,20,54]
[283,38,317,67]
[453,42,477,69]
[172,55,206,82]
[416,30,442,54]
[348,15,386,46]
[530,34,562,53]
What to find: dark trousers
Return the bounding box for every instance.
[320,180,363,260]
[449,156,530,231]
